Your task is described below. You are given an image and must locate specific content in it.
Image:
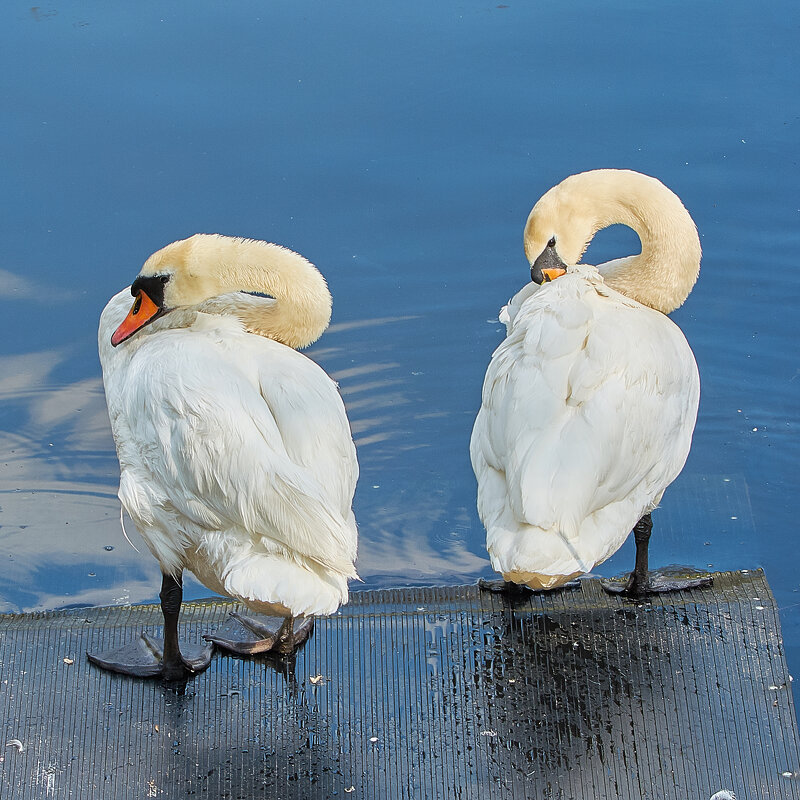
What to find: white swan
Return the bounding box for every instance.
[470,169,710,596]
[91,234,359,679]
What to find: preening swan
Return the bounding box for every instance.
[470,169,711,596]
[91,234,359,679]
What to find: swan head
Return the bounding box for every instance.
[110,234,332,349]
[522,169,701,313]
[523,177,599,284]
[111,235,243,346]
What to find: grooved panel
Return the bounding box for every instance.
[0,570,797,799]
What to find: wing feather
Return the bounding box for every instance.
[110,324,357,576]
[471,272,699,575]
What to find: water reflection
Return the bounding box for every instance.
[0,343,127,610]
[0,268,73,301]
[318,315,491,587]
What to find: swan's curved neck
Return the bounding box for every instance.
[214,241,331,349]
[149,235,332,349]
[583,173,701,314]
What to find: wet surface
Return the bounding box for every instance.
[1,1,799,692]
[0,572,796,799]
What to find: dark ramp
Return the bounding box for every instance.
[0,570,798,799]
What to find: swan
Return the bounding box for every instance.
[90,234,359,679]
[470,169,711,596]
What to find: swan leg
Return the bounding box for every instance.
[602,514,714,596]
[204,613,314,656]
[274,615,314,655]
[87,572,213,680]
[600,514,655,596]
[159,572,213,679]
[625,513,654,597]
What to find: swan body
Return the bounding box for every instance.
[94,234,358,677]
[470,170,701,592]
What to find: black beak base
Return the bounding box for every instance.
[531,246,568,284]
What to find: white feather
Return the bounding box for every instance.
[98,236,358,618]
[471,171,701,589]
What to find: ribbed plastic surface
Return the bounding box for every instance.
[0,570,797,799]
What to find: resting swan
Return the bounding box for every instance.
[470,169,711,596]
[91,234,359,679]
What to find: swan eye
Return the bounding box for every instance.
[548,237,556,248]
[159,275,170,284]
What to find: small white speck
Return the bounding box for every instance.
[5,740,24,753]
[372,485,380,489]
[730,516,738,520]
[344,787,356,794]
[480,730,498,737]
[752,427,758,432]
[369,737,378,743]
[755,606,765,610]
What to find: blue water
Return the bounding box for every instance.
[1,2,798,676]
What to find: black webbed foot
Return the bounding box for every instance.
[601,565,714,597]
[478,578,533,595]
[204,613,314,657]
[87,631,213,679]
[478,577,581,594]
[88,572,212,682]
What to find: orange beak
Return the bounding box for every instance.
[542,267,567,282]
[111,290,163,347]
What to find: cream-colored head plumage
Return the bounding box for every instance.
[138,234,332,349]
[523,169,701,313]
